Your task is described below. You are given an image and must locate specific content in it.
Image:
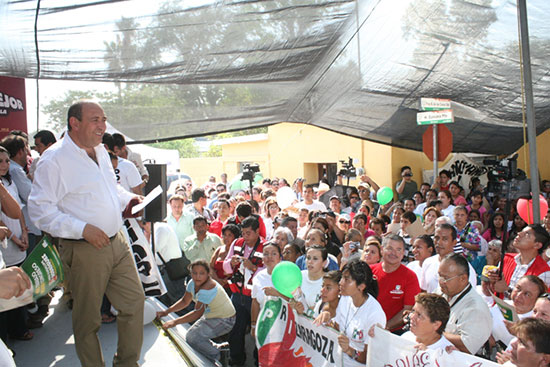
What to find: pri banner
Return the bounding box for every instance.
[0,76,27,140]
[256,298,343,367]
[367,326,500,367]
[122,218,167,297]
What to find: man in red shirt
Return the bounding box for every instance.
[370,234,420,333]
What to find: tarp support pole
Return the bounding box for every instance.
[433,125,438,184]
[518,0,540,222]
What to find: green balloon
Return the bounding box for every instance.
[377,186,394,205]
[271,261,302,298]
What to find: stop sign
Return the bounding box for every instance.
[422,124,453,161]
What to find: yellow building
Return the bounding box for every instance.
[181,122,454,194]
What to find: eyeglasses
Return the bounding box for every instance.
[437,274,464,283]
[339,220,350,224]
[350,196,359,200]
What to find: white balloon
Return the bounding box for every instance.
[276,186,296,210]
[143,299,156,325]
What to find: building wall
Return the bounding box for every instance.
[179,122,545,195]
[516,129,550,181]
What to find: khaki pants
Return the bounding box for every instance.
[59,231,145,367]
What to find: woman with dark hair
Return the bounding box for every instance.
[467,190,487,226]
[157,260,236,364]
[328,260,386,366]
[407,235,435,280]
[438,190,456,219]
[449,181,467,206]
[211,224,240,290]
[262,198,280,240]
[482,212,506,242]
[313,270,341,320]
[0,146,33,342]
[401,293,453,349]
[251,242,283,336]
[292,245,328,317]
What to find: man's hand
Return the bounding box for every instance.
[0,267,32,299]
[83,224,110,249]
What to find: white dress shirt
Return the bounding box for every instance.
[29,135,134,239]
[115,157,142,191]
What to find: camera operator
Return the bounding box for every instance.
[396,166,418,201]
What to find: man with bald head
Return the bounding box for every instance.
[29,100,145,367]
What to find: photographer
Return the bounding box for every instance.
[396,166,418,201]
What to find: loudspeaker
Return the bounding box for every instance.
[144,164,167,222]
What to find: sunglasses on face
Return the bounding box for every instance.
[339,220,350,224]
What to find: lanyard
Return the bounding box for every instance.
[449,284,472,309]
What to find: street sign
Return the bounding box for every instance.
[416,109,454,125]
[423,125,453,161]
[419,98,451,111]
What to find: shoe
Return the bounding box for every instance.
[218,346,230,367]
[10,331,33,341]
[27,319,43,329]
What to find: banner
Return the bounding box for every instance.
[256,298,343,367]
[367,326,500,367]
[0,76,27,140]
[122,218,167,297]
[0,236,64,312]
[423,153,491,190]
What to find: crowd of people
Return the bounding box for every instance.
[1,100,550,367]
[151,165,550,367]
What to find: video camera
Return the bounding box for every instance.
[241,163,260,183]
[338,157,356,178]
[483,154,530,200]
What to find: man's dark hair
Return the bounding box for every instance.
[428,199,442,208]
[305,184,315,191]
[222,223,241,239]
[511,318,550,355]
[443,253,469,277]
[216,183,226,190]
[369,217,386,232]
[218,192,230,200]
[191,188,206,203]
[439,170,451,178]
[241,216,259,231]
[193,216,208,226]
[402,211,416,223]
[412,191,423,199]
[262,178,271,185]
[382,234,406,250]
[236,202,253,218]
[421,182,431,189]
[67,100,86,131]
[426,189,438,197]
[281,216,298,228]
[416,234,435,254]
[400,165,411,174]
[529,224,550,254]
[112,133,126,149]
[438,223,457,239]
[34,130,56,146]
[102,132,115,151]
[0,134,26,158]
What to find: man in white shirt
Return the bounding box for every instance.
[103,133,143,195]
[112,133,149,182]
[437,253,492,354]
[296,184,327,212]
[420,223,477,293]
[29,100,145,367]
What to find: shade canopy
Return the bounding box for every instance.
[1,0,549,154]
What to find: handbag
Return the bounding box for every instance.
[157,252,190,281]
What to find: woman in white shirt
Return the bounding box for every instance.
[407,235,435,281]
[491,275,546,348]
[293,245,326,317]
[329,260,386,366]
[401,293,454,350]
[250,242,283,334]
[438,190,456,220]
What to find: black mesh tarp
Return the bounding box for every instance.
[1,0,549,154]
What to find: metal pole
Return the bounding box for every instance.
[518,0,540,223]
[433,125,438,185]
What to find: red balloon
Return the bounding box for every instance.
[516,195,548,224]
